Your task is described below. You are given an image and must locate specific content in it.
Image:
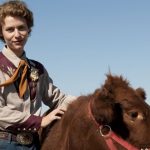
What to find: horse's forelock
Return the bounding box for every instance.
[106,74,129,87]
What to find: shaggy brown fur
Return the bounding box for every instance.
[41,74,150,150]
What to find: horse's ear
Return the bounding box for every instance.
[101,74,116,99]
[101,76,115,99]
[136,88,146,101]
[99,86,114,100]
[93,87,110,100]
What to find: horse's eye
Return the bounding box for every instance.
[129,112,138,118]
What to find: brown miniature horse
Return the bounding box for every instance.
[41,74,150,150]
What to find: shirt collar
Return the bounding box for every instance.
[2,46,28,68]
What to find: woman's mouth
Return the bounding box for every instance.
[13,40,23,45]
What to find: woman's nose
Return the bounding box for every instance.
[14,29,21,37]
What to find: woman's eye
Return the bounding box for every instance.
[6,28,14,32]
[18,26,27,31]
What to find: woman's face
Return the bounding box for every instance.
[1,16,30,56]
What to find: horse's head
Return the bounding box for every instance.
[92,74,150,149]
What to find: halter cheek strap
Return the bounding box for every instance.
[88,100,139,150]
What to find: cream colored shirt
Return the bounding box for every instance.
[0,47,75,132]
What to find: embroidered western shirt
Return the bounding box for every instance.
[0,47,76,132]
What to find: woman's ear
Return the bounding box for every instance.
[0,31,3,37]
[0,32,4,41]
[28,28,31,35]
[0,27,4,37]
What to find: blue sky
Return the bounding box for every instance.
[0,0,150,110]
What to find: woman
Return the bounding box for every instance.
[0,1,75,149]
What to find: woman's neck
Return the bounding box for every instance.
[5,45,24,58]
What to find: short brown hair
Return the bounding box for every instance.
[0,0,34,42]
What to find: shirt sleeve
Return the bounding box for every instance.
[6,114,42,132]
[0,98,42,132]
[41,68,77,110]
